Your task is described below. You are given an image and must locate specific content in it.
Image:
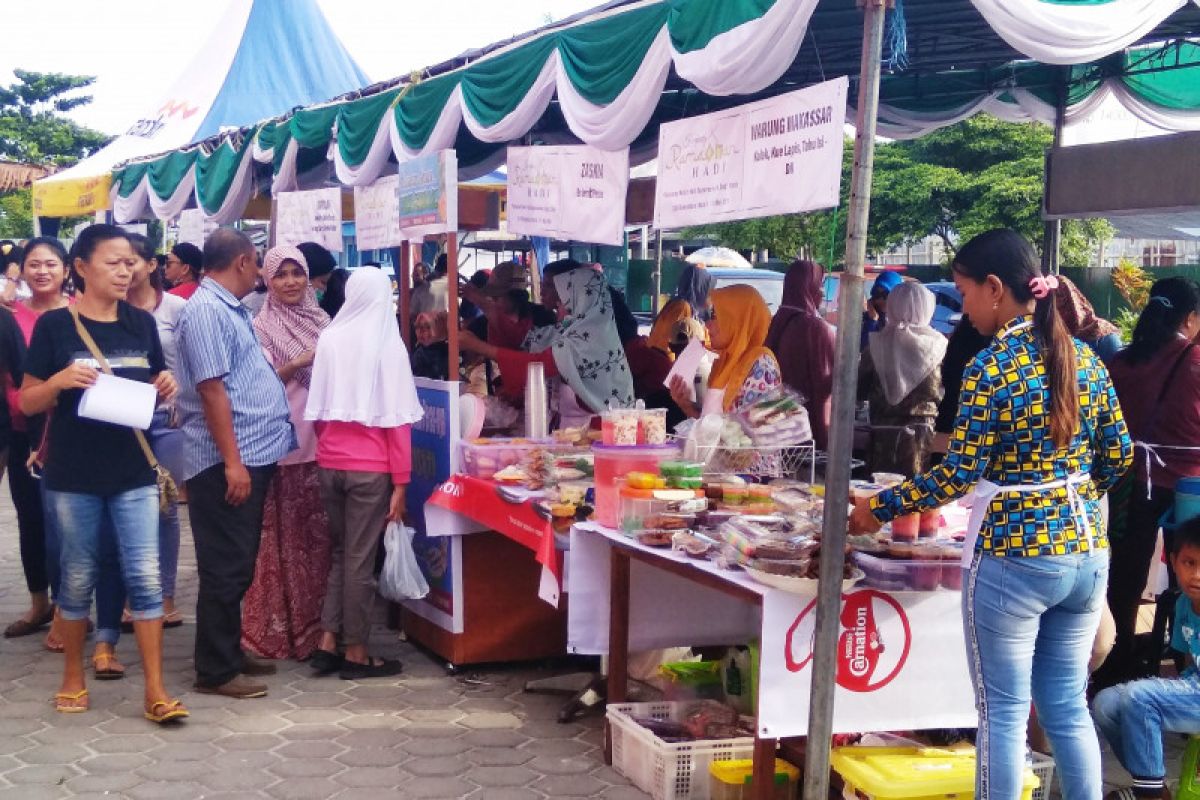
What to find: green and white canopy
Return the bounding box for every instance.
[109,0,1200,223]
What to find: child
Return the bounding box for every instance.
[1093,516,1200,800]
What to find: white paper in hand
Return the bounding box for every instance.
[78,373,157,430]
[663,337,709,390]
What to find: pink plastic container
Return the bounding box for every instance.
[918,509,942,539]
[593,444,680,528]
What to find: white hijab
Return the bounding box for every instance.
[868,282,947,406]
[305,267,423,427]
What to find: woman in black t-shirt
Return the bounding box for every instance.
[21,224,186,723]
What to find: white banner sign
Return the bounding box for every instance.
[654,76,848,229]
[758,587,976,738]
[275,187,343,252]
[175,209,218,248]
[354,175,403,251]
[507,145,629,246]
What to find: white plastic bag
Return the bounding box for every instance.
[379,522,429,602]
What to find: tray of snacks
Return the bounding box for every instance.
[742,562,864,594]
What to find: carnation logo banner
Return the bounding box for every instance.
[758,588,975,738]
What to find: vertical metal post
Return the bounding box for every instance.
[653,230,665,314]
[447,235,460,379]
[1042,65,1069,274]
[803,2,889,797]
[399,243,412,349]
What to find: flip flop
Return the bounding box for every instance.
[92,652,125,680]
[144,698,189,724]
[3,606,54,638]
[163,611,184,629]
[54,689,89,714]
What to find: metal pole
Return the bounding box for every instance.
[653,230,665,314]
[447,235,460,379]
[1042,66,1069,274]
[802,2,889,797]
[399,243,412,349]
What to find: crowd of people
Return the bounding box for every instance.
[1,222,1199,799]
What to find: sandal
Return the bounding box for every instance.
[338,657,403,680]
[144,698,189,724]
[92,651,125,680]
[4,605,54,638]
[54,689,89,713]
[163,610,184,629]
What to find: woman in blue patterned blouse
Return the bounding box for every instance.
[850,229,1133,800]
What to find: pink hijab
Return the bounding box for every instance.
[253,245,329,387]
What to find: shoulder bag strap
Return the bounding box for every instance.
[68,307,161,471]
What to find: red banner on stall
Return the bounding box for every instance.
[427,474,562,605]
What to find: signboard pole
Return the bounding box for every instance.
[529,245,542,305]
[803,2,889,799]
[446,235,459,378]
[653,230,664,314]
[399,242,412,348]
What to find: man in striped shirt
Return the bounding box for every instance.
[176,229,295,700]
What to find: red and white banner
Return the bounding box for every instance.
[758,588,976,738]
[425,474,562,607]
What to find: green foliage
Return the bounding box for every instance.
[0,189,32,238]
[680,116,1111,267]
[0,69,109,166]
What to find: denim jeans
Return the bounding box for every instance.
[42,483,126,638]
[44,486,162,622]
[147,409,183,600]
[1093,676,1200,785]
[964,550,1109,800]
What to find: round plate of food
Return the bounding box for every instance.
[742,564,864,594]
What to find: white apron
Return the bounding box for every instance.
[962,472,1094,568]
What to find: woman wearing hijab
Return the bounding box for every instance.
[670,284,781,417]
[858,282,947,477]
[646,264,715,358]
[411,310,450,381]
[765,260,835,450]
[242,245,332,661]
[460,261,635,424]
[1054,275,1122,364]
[305,267,421,679]
[862,270,903,350]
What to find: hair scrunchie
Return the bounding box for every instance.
[1028,274,1060,300]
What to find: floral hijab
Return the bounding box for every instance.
[532,267,634,412]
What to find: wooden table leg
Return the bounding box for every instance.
[752,736,777,800]
[604,549,631,765]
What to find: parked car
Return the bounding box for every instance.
[634,267,786,333]
[820,271,962,335]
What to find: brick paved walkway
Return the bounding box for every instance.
[0,483,650,799]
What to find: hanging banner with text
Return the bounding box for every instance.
[507,145,629,247]
[654,76,848,229]
[354,174,403,251]
[275,187,343,252]
[175,208,219,248]
[397,150,458,239]
[757,586,976,738]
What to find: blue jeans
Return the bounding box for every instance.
[44,486,162,622]
[147,410,182,600]
[42,483,125,638]
[1093,676,1200,784]
[964,550,1109,800]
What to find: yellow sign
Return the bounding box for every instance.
[32,174,113,217]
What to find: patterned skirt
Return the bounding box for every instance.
[241,462,331,660]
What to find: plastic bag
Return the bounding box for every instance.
[379,522,429,602]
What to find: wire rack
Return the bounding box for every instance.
[687,440,817,482]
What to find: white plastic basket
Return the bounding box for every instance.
[607,701,757,800]
[1028,751,1056,800]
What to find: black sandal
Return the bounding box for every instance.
[310,649,343,676]
[338,657,402,680]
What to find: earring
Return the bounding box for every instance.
[992,302,999,310]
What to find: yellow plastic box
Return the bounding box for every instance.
[709,759,799,800]
[831,746,1039,800]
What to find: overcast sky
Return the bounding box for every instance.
[1,0,599,135]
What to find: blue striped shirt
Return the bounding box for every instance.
[176,277,295,480]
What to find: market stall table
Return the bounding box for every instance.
[567,523,978,799]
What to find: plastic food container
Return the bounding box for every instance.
[709,758,800,800]
[593,444,681,528]
[619,487,703,534]
[602,409,640,445]
[459,438,551,480]
[854,550,950,592]
[918,509,942,538]
[639,408,668,445]
[831,746,1039,799]
[890,513,920,542]
[938,543,965,590]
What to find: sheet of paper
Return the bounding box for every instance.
[662,337,709,390]
[78,373,157,430]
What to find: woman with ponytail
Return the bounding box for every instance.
[850,229,1133,799]
[1098,277,1200,689]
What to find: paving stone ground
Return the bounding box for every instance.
[0,481,650,800]
[0,478,1192,799]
